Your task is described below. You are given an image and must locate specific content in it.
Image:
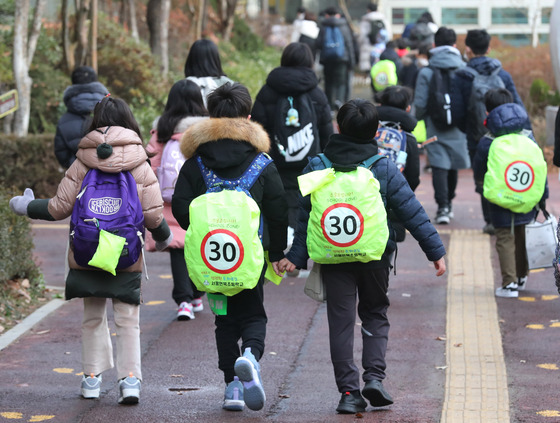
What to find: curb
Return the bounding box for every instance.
[0,298,66,351]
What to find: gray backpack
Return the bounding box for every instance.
[464,66,505,142]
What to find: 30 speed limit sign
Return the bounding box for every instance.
[200,229,244,274]
[320,203,365,247]
[505,161,534,193]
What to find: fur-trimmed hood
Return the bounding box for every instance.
[180,117,270,160]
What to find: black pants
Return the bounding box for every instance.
[323,62,350,110]
[323,264,390,392]
[169,248,204,305]
[215,266,267,383]
[469,147,492,224]
[431,167,458,209]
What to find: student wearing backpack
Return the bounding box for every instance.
[54,66,110,169]
[452,29,528,234]
[251,42,333,234]
[172,82,288,412]
[146,79,209,320]
[278,99,446,414]
[472,88,548,298]
[414,27,470,224]
[358,3,391,72]
[374,85,419,192]
[316,6,356,111]
[10,96,173,404]
[184,39,233,108]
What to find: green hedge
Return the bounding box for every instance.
[1,134,63,198]
[0,186,43,289]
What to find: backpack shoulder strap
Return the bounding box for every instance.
[362,153,385,170]
[195,153,272,193]
[318,153,332,168]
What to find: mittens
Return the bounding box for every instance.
[155,232,173,251]
[9,188,35,216]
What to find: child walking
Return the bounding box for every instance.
[146,79,209,320]
[172,82,288,411]
[472,88,547,298]
[10,96,172,404]
[279,99,446,414]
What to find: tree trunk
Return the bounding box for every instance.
[147,0,170,76]
[222,0,237,41]
[91,0,98,71]
[128,0,140,42]
[13,0,44,136]
[62,0,75,73]
[75,0,92,67]
[551,0,560,93]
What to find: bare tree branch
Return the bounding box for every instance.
[27,0,46,68]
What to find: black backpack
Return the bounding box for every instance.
[368,20,385,45]
[273,93,320,168]
[427,66,457,129]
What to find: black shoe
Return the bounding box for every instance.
[336,390,367,414]
[362,380,393,407]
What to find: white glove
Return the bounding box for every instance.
[155,232,173,251]
[9,188,35,216]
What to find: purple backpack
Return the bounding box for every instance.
[70,169,145,271]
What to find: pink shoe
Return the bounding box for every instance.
[177,302,195,320]
[192,298,204,313]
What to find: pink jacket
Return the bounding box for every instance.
[145,116,208,251]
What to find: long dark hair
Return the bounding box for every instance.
[183,39,226,78]
[87,96,143,141]
[157,80,208,143]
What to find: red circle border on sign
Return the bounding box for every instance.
[200,229,244,274]
[320,203,365,247]
[504,161,534,193]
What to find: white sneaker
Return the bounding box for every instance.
[81,373,102,399]
[177,302,195,320]
[192,298,204,313]
[118,373,140,404]
[517,276,528,291]
[435,207,450,224]
[496,282,519,298]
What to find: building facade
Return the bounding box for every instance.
[292,0,554,47]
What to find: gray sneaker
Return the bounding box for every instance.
[223,376,244,411]
[118,374,141,404]
[435,207,450,224]
[81,373,102,399]
[234,348,265,411]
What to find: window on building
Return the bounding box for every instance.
[491,8,528,24]
[542,8,552,24]
[392,8,428,25]
[539,33,549,44]
[495,33,531,47]
[442,8,478,25]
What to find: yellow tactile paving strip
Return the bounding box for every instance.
[441,229,510,423]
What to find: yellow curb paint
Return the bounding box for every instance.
[537,363,559,370]
[0,412,23,419]
[518,296,536,302]
[537,410,560,417]
[526,324,546,329]
[144,300,165,306]
[159,274,172,279]
[530,268,545,273]
[550,322,560,328]
[29,416,55,422]
[75,372,84,376]
[542,295,559,301]
[31,224,68,229]
[52,368,74,374]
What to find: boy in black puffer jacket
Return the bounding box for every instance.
[54,66,110,169]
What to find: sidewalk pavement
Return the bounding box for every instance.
[1,156,559,422]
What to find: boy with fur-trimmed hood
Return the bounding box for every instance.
[172,82,288,412]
